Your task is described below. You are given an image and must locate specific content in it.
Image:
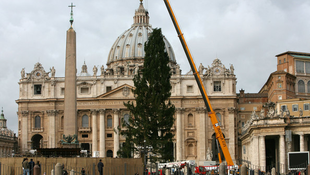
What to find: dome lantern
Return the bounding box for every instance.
[107,1,176,69]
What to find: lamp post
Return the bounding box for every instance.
[137,140,153,175]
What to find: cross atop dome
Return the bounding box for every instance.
[140,0,143,3]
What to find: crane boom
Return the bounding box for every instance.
[163,0,234,166]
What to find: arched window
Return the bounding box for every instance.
[216,113,221,126]
[188,114,193,127]
[137,43,143,56]
[125,44,130,57]
[307,81,310,93]
[82,115,89,127]
[35,116,41,128]
[123,114,130,125]
[107,150,113,157]
[188,144,194,155]
[107,115,112,128]
[298,80,305,93]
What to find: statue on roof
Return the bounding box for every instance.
[175,64,181,75]
[21,68,25,79]
[230,64,234,75]
[50,66,56,77]
[299,108,303,117]
[101,65,105,76]
[93,66,98,77]
[199,63,204,75]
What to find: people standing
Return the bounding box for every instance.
[63,166,68,175]
[97,159,104,175]
[36,161,41,175]
[81,168,86,175]
[22,158,29,175]
[29,159,35,175]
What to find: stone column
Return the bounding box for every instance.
[21,111,29,153]
[228,107,236,163]
[197,107,206,161]
[252,136,259,168]
[99,109,106,157]
[47,110,57,148]
[176,108,183,161]
[259,135,266,172]
[91,110,98,157]
[300,134,305,152]
[279,135,286,174]
[113,109,120,158]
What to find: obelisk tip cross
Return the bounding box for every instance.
[68,3,76,27]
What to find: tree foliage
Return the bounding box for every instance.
[118,28,175,162]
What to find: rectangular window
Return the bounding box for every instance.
[34,85,42,95]
[82,134,88,138]
[81,87,89,94]
[242,122,244,127]
[278,83,282,89]
[278,95,282,100]
[253,107,257,111]
[214,81,221,92]
[281,105,287,112]
[187,85,193,93]
[304,104,309,111]
[292,104,298,112]
[279,60,282,64]
[240,107,245,111]
[296,61,304,73]
[107,133,113,138]
[61,88,65,95]
[106,86,112,93]
[306,62,310,74]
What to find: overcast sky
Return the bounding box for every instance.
[1,0,310,134]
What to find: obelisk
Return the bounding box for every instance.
[63,3,77,146]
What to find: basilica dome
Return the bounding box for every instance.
[107,1,176,68]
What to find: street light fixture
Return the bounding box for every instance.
[137,140,153,175]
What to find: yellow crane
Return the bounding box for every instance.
[163,0,234,166]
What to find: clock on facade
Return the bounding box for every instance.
[214,67,221,74]
[34,71,42,78]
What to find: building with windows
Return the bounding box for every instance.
[16,0,239,164]
[240,51,310,173]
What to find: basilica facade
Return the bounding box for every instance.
[16,1,238,164]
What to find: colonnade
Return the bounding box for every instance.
[0,147,13,157]
[251,133,307,174]
[90,109,120,158]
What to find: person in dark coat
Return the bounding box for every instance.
[97,159,104,175]
[81,168,86,175]
[29,159,35,175]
